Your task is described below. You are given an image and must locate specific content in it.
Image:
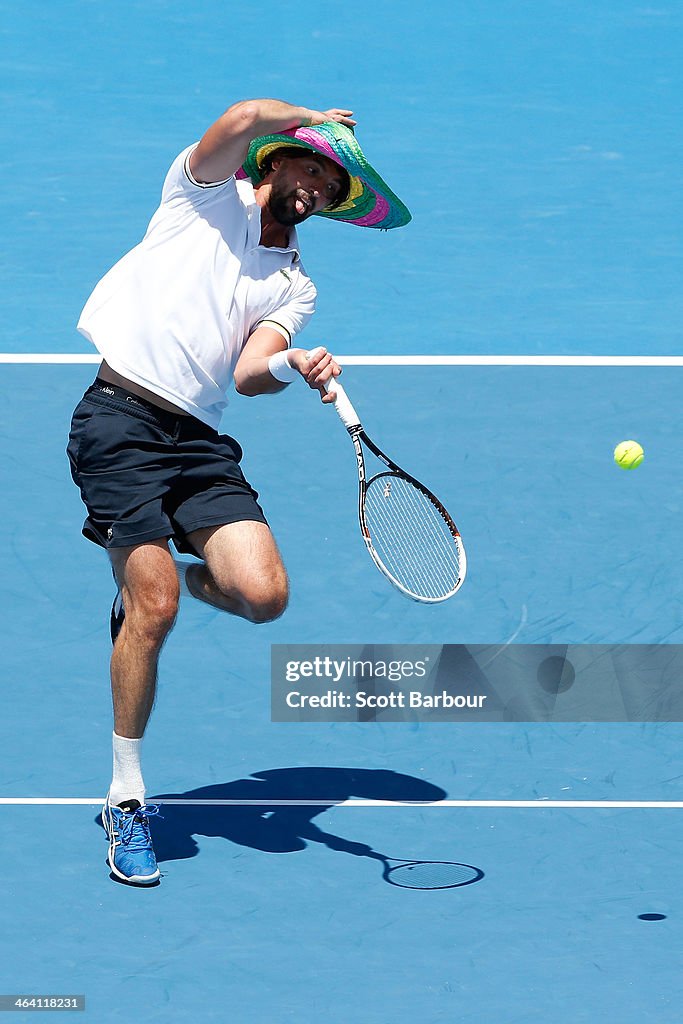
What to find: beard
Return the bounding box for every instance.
[267,181,313,227]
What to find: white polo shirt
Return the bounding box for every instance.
[78,144,317,429]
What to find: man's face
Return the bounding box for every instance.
[267,154,347,226]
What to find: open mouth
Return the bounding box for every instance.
[294,190,313,217]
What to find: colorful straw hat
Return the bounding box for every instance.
[238,122,412,230]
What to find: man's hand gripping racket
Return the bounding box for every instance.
[311,354,467,603]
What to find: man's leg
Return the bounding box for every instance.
[185,521,288,623]
[107,523,282,796]
[102,539,178,885]
[109,538,180,741]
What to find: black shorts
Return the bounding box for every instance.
[67,380,267,554]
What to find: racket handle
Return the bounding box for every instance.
[324,376,361,431]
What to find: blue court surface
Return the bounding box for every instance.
[2,3,683,1022]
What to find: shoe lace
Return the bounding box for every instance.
[118,804,163,852]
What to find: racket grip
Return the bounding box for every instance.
[324,376,361,431]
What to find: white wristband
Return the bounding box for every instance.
[268,349,298,384]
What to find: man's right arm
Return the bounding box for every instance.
[188,99,356,185]
[233,330,341,403]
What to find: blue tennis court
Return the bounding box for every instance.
[2,2,683,1021]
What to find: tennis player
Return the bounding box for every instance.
[67,98,411,885]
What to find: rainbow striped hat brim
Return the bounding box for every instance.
[238,122,411,230]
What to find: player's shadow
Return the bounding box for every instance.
[149,767,446,864]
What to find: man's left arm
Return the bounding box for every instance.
[233,328,341,403]
[190,99,356,186]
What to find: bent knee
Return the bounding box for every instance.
[124,586,179,643]
[245,578,289,624]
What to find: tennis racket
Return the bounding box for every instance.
[324,377,466,602]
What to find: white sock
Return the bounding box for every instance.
[109,732,145,807]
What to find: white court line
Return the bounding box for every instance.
[1,354,683,367]
[0,354,101,364]
[1,798,682,808]
[339,355,683,367]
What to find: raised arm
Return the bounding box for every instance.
[188,99,356,185]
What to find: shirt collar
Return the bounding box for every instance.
[266,227,301,261]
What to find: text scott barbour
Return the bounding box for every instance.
[285,690,487,709]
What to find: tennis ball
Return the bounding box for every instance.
[614,440,644,470]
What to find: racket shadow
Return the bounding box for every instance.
[145,767,447,866]
[366,852,485,890]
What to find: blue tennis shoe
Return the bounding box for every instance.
[102,797,161,885]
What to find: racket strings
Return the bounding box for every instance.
[363,474,462,600]
[365,483,455,598]
[392,480,458,580]
[374,491,448,598]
